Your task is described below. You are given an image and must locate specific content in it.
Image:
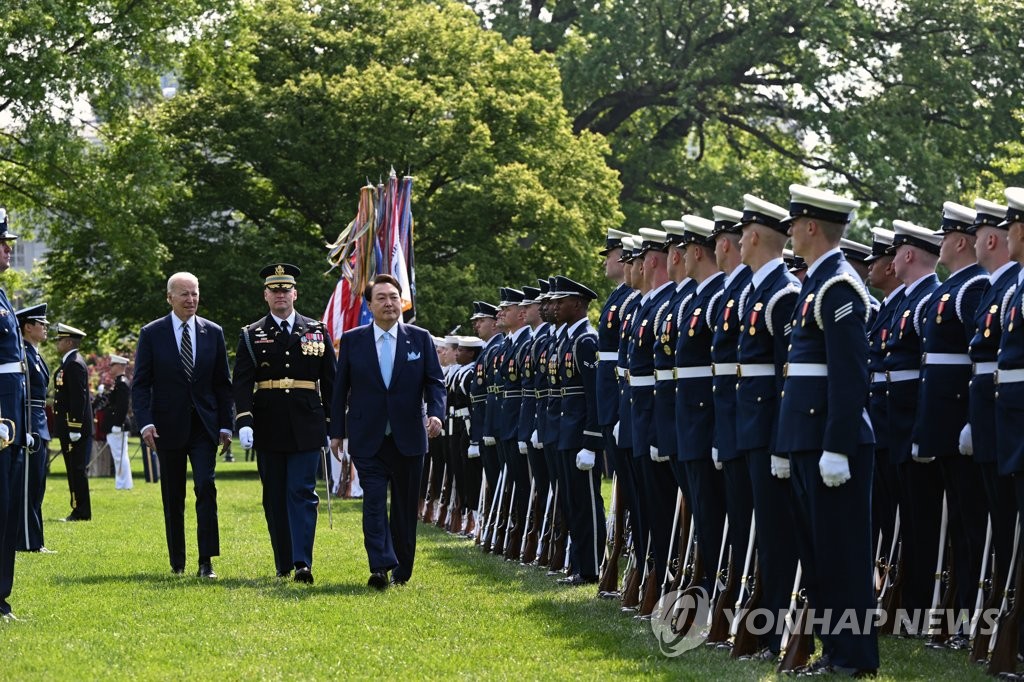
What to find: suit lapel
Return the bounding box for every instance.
[390,323,409,387]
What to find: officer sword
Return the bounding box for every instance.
[321,447,333,529]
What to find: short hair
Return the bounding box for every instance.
[819,220,846,244]
[167,272,199,294]
[363,273,402,302]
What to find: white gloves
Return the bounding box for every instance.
[819,451,851,487]
[462,417,471,433]
[530,429,541,449]
[959,424,973,456]
[25,433,34,449]
[911,442,934,463]
[576,449,596,471]
[712,447,722,471]
[467,444,481,458]
[69,431,81,443]
[650,446,669,463]
[771,454,791,479]
[111,425,122,433]
[518,441,528,455]
[0,423,8,444]
[483,436,496,446]
[612,421,620,445]
[239,426,254,449]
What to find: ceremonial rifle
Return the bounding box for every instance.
[519,475,540,563]
[705,518,734,645]
[987,517,1022,675]
[778,563,811,673]
[597,473,623,595]
[968,516,995,662]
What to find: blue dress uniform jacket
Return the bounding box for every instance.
[867,287,905,453]
[614,291,643,448]
[709,265,753,462]
[235,314,336,453]
[597,283,633,427]
[543,327,566,448]
[652,280,696,460]
[519,323,550,442]
[777,251,874,455]
[969,264,1020,466]
[0,287,25,613]
[556,322,602,453]
[882,273,939,465]
[532,328,554,444]
[915,264,987,458]
[497,327,532,442]
[469,334,503,445]
[24,343,49,442]
[736,263,800,453]
[487,335,508,442]
[996,277,1024,475]
[628,283,677,457]
[674,272,725,461]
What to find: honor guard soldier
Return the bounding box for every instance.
[915,201,989,638]
[734,194,801,657]
[549,276,604,586]
[884,219,943,617]
[0,209,27,620]
[481,289,515,553]
[965,197,1018,590]
[864,228,904,579]
[776,184,878,675]
[707,203,754,624]
[53,323,92,523]
[233,264,336,583]
[672,215,727,594]
[453,336,485,535]
[994,187,1024,572]
[495,287,532,558]
[467,302,503,539]
[627,228,678,593]
[105,354,133,490]
[597,229,634,485]
[516,286,550,562]
[841,238,874,287]
[16,304,50,553]
[421,337,454,523]
[431,335,460,528]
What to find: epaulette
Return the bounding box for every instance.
[814,273,871,329]
[765,284,801,337]
[706,289,726,328]
[955,274,989,322]
[1002,285,1018,330]
[913,293,932,337]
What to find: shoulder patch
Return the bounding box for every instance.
[765,284,801,337]
[955,274,989,322]
[813,273,871,329]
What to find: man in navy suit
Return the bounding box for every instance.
[131,272,233,578]
[330,274,445,589]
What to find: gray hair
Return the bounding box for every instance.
[167,271,199,293]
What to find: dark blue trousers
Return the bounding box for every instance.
[0,444,24,613]
[897,459,944,614]
[17,438,47,551]
[980,462,1018,582]
[158,413,219,570]
[721,455,754,604]
[938,455,988,614]
[603,426,641,570]
[744,448,800,653]
[353,437,423,582]
[682,458,726,594]
[637,456,678,586]
[62,433,92,520]
[559,449,605,578]
[258,448,319,572]
[790,446,878,671]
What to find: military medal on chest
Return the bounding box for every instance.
[801,293,815,327]
[722,299,734,331]
[936,293,950,324]
[900,308,911,337]
[985,304,997,338]
[637,318,647,347]
[607,304,617,329]
[507,357,517,382]
[662,313,674,354]
[688,308,702,337]
[564,350,573,378]
[749,301,764,336]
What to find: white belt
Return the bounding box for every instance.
[922,352,971,366]
[712,362,737,376]
[887,369,919,383]
[454,407,470,417]
[616,367,628,378]
[870,372,887,384]
[675,366,713,379]
[784,363,828,377]
[598,351,618,362]
[0,361,23,374]
[996,368,1024,385]
[655,369,676,381]
[629,375,655,387]
[738,363,774,378]
[973,361,997,376]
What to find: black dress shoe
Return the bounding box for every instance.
[390,576,408,586]
[197,562,217,579]
[557,574,599,586]
[368,571,389,590]
[61,513,88,522]
[171,567,185,575]
[738,647,777,662]
[276,569,291,579]
[294,567,314,584]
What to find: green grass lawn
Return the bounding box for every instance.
[1,440,995,680]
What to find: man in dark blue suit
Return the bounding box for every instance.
[131,272,233,578]
[330,274,445,589]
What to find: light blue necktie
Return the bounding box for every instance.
[380,332,393,435]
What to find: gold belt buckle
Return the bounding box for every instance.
[278,378,294,389]
[782,362,790,378]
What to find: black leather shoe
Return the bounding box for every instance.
[557,574,599,586]
[61,513,88,522]
[390,576,408,586]
[738,647,777,662]
[368,571,389,590]
[198,562,217,579]
[294,567,314,584]
[276,569,291,579]
[171,567,185,575]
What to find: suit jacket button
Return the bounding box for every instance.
[285,389,290,394]
[809,408,815,415]
[285,351,290,356]
[756,396,761,402]
[285,364,290,368]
